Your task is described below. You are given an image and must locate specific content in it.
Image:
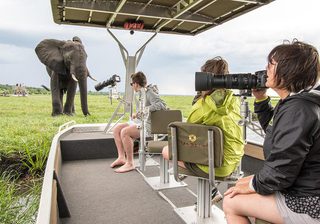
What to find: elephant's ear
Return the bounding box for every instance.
[35,39,67,75]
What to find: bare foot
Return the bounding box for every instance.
[110,158,126,168]
[114,163,135,173]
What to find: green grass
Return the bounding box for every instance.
[0,94,193,156]
[0,172,41,224]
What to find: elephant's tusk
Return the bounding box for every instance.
[71,74,78,82]
[88,73,97,81]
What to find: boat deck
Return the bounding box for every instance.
[60,157,205,224]
[36,124,263,224]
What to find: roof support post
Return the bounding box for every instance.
[104,29,157,133]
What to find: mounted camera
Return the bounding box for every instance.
[195,70,267,91]
[95,74,121,91]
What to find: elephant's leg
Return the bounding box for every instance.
[50,72,63,116]
[60,89,64,108]
[63,79,77,115]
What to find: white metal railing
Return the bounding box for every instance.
[58,120,76,133]
[36,125,75,224]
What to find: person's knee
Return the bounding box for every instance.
[113,124,123,136]
[162,146,169,160]
[222,196,235,215]
[120,127,132,139]
[121,125,139,139]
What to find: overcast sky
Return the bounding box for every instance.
[0,0,319,95]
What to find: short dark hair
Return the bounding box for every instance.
[268,40,320,92]
[201,56,229,74]
[131,71,147,87]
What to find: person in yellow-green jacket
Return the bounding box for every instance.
[162,56,244,181]
[187,85,244,178]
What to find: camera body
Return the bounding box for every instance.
[95,74,121,91]
[195,70,267,91]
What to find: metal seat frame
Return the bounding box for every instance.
[143,110,187,190]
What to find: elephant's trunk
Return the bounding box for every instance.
[78,78,90,116]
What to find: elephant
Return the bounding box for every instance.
[35,36,95,116]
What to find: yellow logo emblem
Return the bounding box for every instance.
[189,134,197,142]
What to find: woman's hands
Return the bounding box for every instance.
[131,113,137,119]
[224,175,256,198]
[252,89,268,101]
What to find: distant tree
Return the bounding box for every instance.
[0,84,50,95]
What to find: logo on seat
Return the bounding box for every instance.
[189,134,197,142]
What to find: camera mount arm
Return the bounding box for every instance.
[238,96,266,141]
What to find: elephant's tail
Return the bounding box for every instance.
[41,85,50,91]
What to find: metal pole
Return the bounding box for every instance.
[138,88,147,171]
[237,95,250,177]
[105,29,157,133]
[240,96,249,144]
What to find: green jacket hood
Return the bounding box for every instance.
[205,89,237,116]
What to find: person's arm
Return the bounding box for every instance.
[224,175,256,198]
[252,89,274,131]
[253,100,316,195]
[146,90,167,112]
[134,92,140,113]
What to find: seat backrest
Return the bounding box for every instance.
[168,122,224,168]
[150,110,182,134]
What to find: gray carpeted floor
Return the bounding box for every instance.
[60,158,187,224]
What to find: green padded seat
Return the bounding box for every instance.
[145,110,182,153]
[146,141,168,153]
[168,122,224,168]
[178,166,229,181]
[150,110,182,134]
[178,166,208,179]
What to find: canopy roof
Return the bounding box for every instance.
[51,0,274,36]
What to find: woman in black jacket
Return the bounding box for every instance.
[223,40,320,224]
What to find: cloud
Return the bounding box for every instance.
[0,44,34,64]
[0,29,40,49]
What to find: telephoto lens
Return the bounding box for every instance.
[94,81,107,91]
[195,70,267,91]
[94,74,121,91]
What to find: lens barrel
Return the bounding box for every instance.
[94,81,108,91]
[95,74,121,91]
[195,70,266,91]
